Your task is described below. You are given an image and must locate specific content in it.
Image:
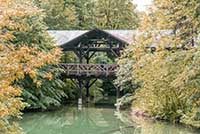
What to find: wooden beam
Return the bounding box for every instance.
[64,47,122,52]
[110,48,120,57]
[89,79,98,88]
[88,51,96,60]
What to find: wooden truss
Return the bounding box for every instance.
[59,29,127,104]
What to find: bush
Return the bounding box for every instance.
[133,48,200,126]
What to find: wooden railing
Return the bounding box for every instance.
[59,63,119,78]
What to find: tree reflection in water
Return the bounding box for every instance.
[19,106,135,134]
[18,106,200,134]
[116,111,200,134]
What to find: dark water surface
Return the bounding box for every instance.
[19,105,200,134]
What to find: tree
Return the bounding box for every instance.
[35,0,139,30]
[34,0,79,30]
[0,0,62,132]
[65,0,96,29]
[138,0,200,48]
[115,46,137,92]
[5,0,67,110]
[115,44,139,108]
[94,0,139,29]
[127,0,200,127]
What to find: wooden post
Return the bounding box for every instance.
[78,43,83,109]
[86,51,90,103]
[78,79,83,110]
[86,80,90,103]
[86,55,89,64]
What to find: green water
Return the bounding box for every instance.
[19,105,200,134]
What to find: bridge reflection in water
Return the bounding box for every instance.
[19,105,199,134]
[19,106,135,134]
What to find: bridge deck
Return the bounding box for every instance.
[59,63,119,78]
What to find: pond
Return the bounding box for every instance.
[19,105,200,134]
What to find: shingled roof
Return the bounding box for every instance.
[48,29,136,46]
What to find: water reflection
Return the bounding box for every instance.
[19,106,200,134]
[116,111,200,134]
[19,106,135,134]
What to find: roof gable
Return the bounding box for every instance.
[48,29,136,47]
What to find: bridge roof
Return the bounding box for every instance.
[48,29,136,46]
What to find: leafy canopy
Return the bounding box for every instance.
[131,0,200,127]
[0,0,62,132]
[35,0,139,30]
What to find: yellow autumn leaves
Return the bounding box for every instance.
[0,0,62,133]
[130,0,200,127]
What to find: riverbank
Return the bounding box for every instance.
[130,108,200,134]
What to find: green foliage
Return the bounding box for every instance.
[61,51,77,63]
[133,50,200,122]
[34,0,79,30]
[116,93,134,108]
[93,0,139,29]
[0,0,65,132]
[115,45,139,107]
[59,78,104,102]
[115,45,138,93]
[18,66,66,110]
[65,0,96,29]
[91,53,114,64]
[89,80,104,99]
[125,0,200,128]
[35,0,139,30]
[5,1,67,110]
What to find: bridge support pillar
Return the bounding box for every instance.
[116,87,120,99]
[78,101,82,110]
[78,98,82,105]
[78,79,83,110]
[86,80,90,103]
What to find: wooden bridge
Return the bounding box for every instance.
[59,63,119,78]
[54,29,130,105]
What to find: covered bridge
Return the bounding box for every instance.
[49,29,135,104]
